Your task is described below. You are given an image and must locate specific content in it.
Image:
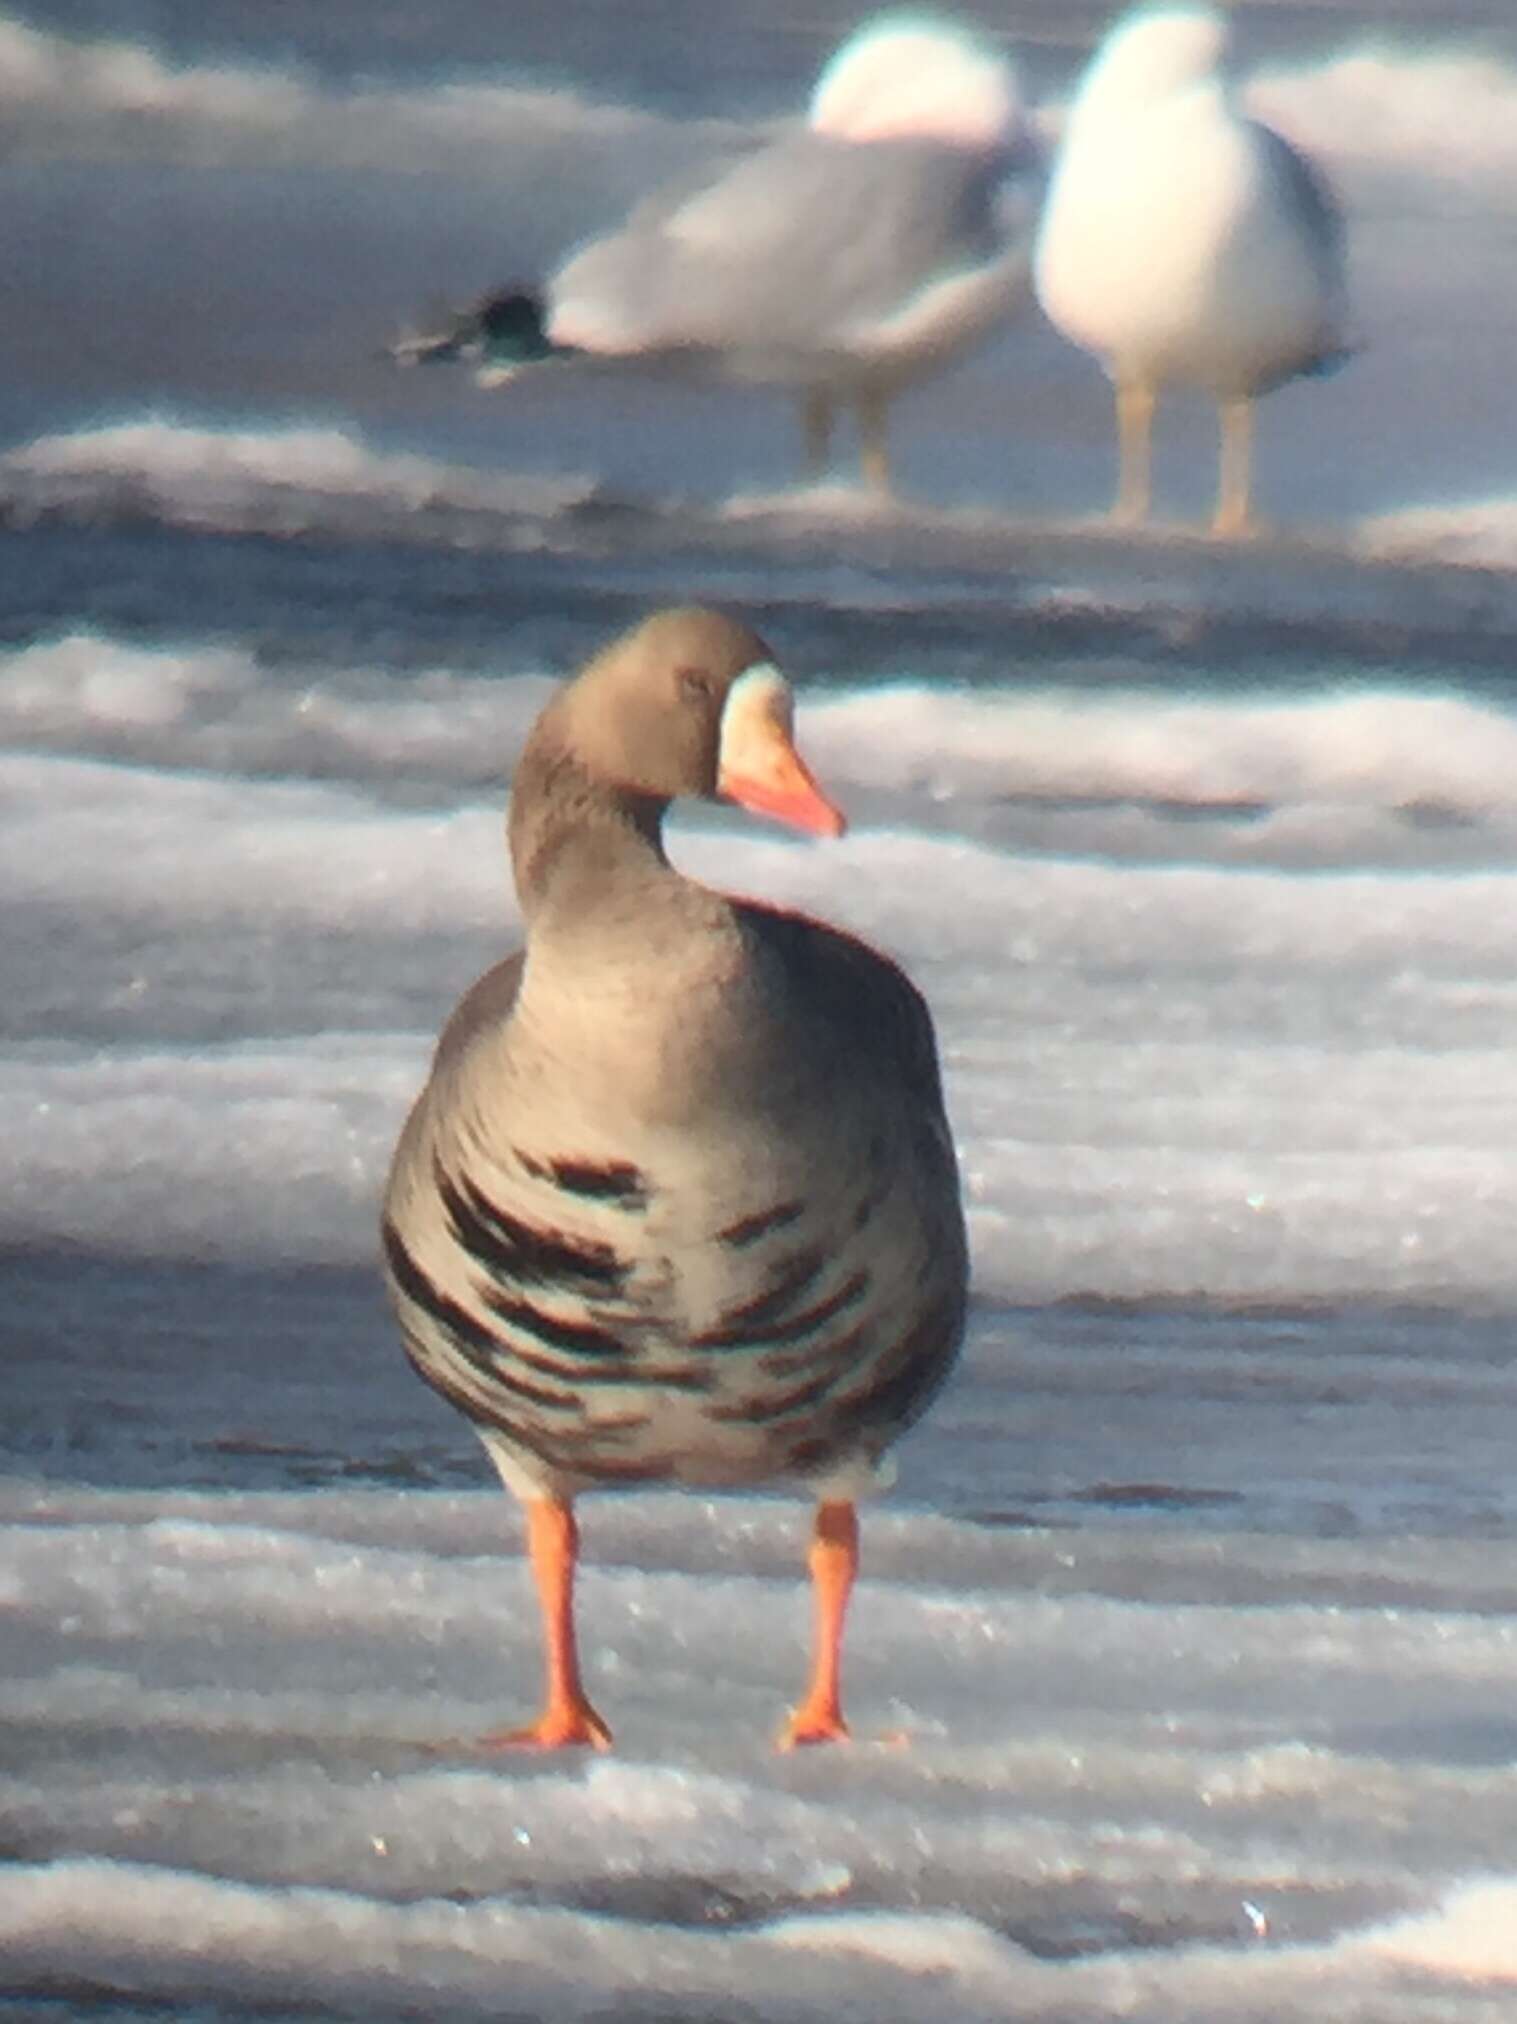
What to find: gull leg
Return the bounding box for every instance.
[1214,395,1255,537]
[802,388,834,480]
[478,1495,612,1752]
[778,1499,858,1749]
[856,388,891,496]
[1114,378,1156,525]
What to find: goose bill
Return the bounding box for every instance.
[717,664,847,839]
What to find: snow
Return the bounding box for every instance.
[5,632,1517,2008]
[8,0,1517,2010]
[6,1474,1517,2016]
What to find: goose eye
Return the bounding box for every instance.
[677,666,715,705]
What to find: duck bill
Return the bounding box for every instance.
[717,665,847,839]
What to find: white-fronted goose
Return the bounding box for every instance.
[1034,4,1350,536]
[382,607,967,1749]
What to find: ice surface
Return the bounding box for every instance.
[6,610,1517,2014]
[6,696,1517,1306]
[0,12,744,177]
[7,3,1517,2016]
[5,1475,1517,2019]
[1251,46,1517,187]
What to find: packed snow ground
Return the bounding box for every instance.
[8,0,1517,2011]
[6,1460,1517,2018]
[7,609,1517,2016]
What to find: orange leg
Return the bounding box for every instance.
[778,1498,858,1749]
[479,1496,612,1752]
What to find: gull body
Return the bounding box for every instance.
[1034,4,1349,534]
[393,19,1038,494]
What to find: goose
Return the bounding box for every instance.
[1033,3,1351,535]
[390,17,1038,495]
[381,606,967,1748]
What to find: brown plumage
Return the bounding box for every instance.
[381,606,967,1748]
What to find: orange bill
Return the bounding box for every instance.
[716,664,847,839]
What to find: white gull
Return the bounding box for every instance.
[1033,3,1351,535]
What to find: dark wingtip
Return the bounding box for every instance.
[384,283,552,370]
[472,286,553,362]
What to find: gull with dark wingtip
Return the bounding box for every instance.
[381,606,968,1749]
[389,17,1039,496]
[1034,3,1352,536]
